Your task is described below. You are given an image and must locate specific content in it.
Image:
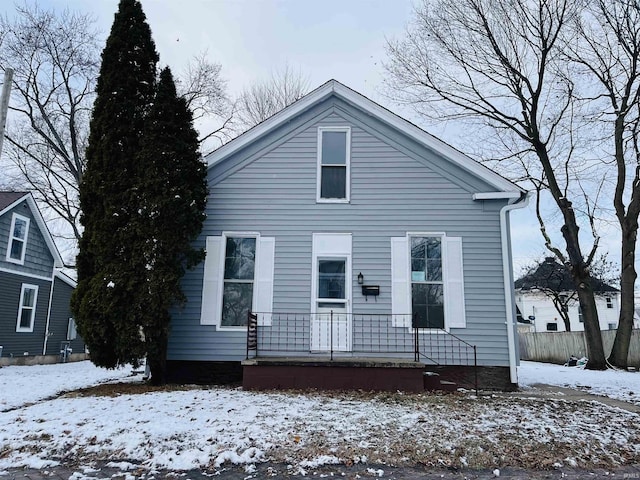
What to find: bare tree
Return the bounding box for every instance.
[0,5,99,244]
[237,65,309,129]
[0,6,230,252]
[566,0,640,368]
[176,51,237,151]
[385,0,608,368]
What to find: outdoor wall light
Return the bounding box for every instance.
[357,272,364,285]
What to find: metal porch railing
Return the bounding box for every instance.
[245,311,478,390]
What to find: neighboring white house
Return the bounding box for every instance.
[515,257,623,333]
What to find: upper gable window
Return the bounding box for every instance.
[6,213,30,265]
[317,127,350,202]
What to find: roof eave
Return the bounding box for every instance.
[206,79,525,194]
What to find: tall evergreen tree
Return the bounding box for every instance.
[136,67,207,384]
[72,0,159,369]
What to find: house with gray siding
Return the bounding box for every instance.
[0,191,84,363]
[167,80,528,390]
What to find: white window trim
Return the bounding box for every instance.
[217,231,260,331]
[6,213,30,265]
[407,232,448,331]
[67,317,77,341]
[316,126,351,203]
[16,283,38,333]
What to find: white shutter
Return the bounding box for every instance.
[200,236,222,325]
[445,236,466,329]
[391,236,411,327]
[255,237,275,326]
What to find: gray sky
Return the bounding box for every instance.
[11,0,603,275]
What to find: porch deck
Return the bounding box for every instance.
[243,312,479,392]
[242,356,427,392]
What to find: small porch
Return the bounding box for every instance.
[242,312,478,392]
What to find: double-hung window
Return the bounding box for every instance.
[391,234,465,330]
[16,284,38,332]
[317,127,350,202]
[410,236,444,328]
[221,237,256,327]
[200,233,275,329]
[7,213,30,265]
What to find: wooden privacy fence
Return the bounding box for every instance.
[519,329,640,367]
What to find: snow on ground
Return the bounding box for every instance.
[0,360,639,474]
[519,360,640,406]
[0,361,137,411]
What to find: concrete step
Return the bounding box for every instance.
[423,371,458,392]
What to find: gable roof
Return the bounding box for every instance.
[0,191,64,268]
[515,257,618,293]
[0,191,29,211]
[205,79,525,197]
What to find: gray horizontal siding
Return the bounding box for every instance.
[168,100,511,367]
[0,200,54,278]
[0,271,52,357]
[45,277,85,356]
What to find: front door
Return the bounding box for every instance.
[311,257,351,352]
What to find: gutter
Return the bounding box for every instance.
[499,192,530,384]
[42,276,56,355]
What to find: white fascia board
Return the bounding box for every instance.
[54,269,77,288]
[205,79,525,194]
[205,81,337,167]
[330,82,524,194]
[0,192,63,268]
[24,194,64,268]
[472,192,522,201]
[0,193,29,217]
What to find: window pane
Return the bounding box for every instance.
[10,239,24,260]
[20,309,32,329]
[320,166,346,199]
[426,259,442,281]
[426,237,441,259]
[427,306,445,329]
[13,218,27,240]
[412,284,444,328]
[224,237,256,280]
[22,288,35,307]
[318,260,346,299]
[411,237,426,260]
[321,131,346,165]
[221,282,253,326]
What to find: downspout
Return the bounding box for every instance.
[500,193,530,385]
[43,274,56,355]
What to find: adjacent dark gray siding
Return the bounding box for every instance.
[0,271,51,357]
[0,200,54,278]
[45,277,84,356]
[168,97,512,366]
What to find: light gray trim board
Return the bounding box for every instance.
[0,267,53,282]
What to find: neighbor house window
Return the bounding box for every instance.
[546,322,558,331]
[317,127,350,202]
[16,284,38,332]
[410,236,444,328]
[6,213,30,265]
[221,236,256,327]
[608,323,617,330]
[578,306,584,323]
[67,318,77,341]
[606,297,613,309]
